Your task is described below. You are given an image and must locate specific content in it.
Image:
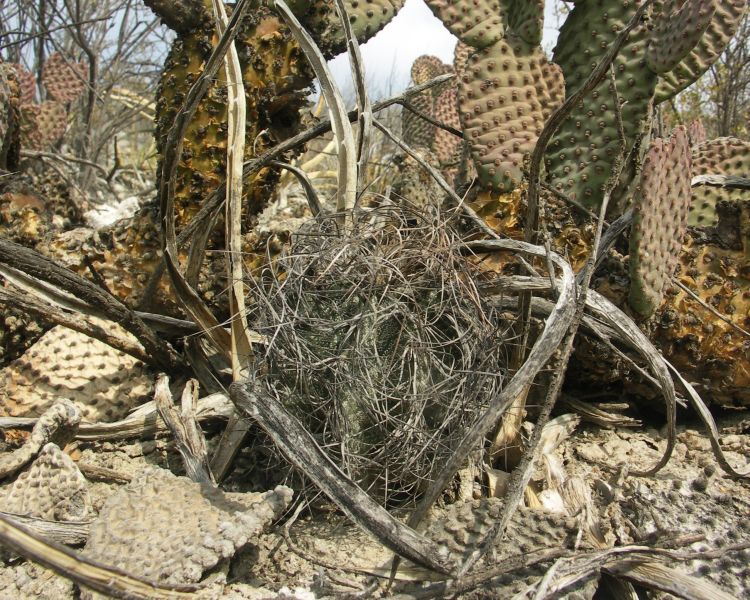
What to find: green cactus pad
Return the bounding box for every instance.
[401,89,437,150]
[41,53,87,104]
[506,0,545,45]
[654,0,747,103]
[646,0,716,75]
[298,0,405,58]
[433,86,462,167]
[689,137,750,227]
[424,0,506,49]
[458,33,564,191]
[629,126,692,317]
[546,0,655,208]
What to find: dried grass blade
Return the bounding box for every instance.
[586,290,676,476]
[0,513,198,599]
[333,0,371,197]
[158,0,256,359]
[272,0,356,221]
[211,0,253,376]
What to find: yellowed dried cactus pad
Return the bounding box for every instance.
[0,323,152,422]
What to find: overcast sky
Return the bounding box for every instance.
[327,0,566,101]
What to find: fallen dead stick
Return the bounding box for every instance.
[0,393,233,442]
[0,513,198,599]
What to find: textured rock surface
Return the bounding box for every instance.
[569,421,750,599]
[3,443,91,521]
[0,323,153,422]
[81,468,292,596]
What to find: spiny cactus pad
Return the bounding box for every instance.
[646,0,716,75]
[401,89,437,150]
[12,64,35,105]
[295,0,405,58]
[4,443,91,522]
[650,201,750,407]
[424,0,506,49]
[459,33,564,191]
[433,86,462,167]
[506,0,545,45]
[689,137,750,227]
[155,8,311,228]
[629,127,692,317]
[19,101,67,151]
[40,52,87,104]
[654,0,747,103]
[546,1,655,208]
[0,322,153,422]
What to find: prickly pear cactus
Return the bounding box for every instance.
[40,52,87,104]
[433,86,462,168]
[545,1,655,208]
[294,0,406,58]
[154,8,311,228]
[546,0,747,210]
[424,0,506,49]
[400,55,460,170]
[426,0,565,193]
[648,199,750,407]
[402,88,437,151]
[628,127,692,317]
[458,33,564,191]
[11,54,87,152]
[654,0,747,103]
[506,0,544,46]
[34,1,403,319]
[646,0,717,75]
[689,137,750,227]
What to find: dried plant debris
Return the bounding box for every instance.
[80,468,292,597]
[0,400,80,479]
[3,443,91,522]
[571,424,750,598]
[0,323,153,422]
